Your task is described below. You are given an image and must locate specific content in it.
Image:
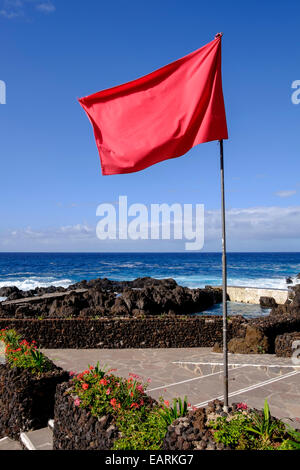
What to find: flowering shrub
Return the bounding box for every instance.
[0,328,52,374]
[70,364,151,417]
[209,400,297,450]
[69,362,191,450]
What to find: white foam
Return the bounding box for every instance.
[0,278,72,291]
[172,275,298,290]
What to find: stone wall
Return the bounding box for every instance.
[0,362,69,439]
[0,314,298,354]
[0,316,246,349]
[53,382,120,450]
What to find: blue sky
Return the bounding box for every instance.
[0,0,300,252]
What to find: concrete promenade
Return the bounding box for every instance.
[44,347,300,428]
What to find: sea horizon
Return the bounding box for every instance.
[0,252,299,294]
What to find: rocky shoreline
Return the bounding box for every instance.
[1,275,300,320]
[0,277,222,319]
[0,277,299,356]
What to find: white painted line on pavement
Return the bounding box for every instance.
[148,365,247,392]
[193,369,300,408]
[173,361,300,368]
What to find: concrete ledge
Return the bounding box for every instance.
[222,286,288,305]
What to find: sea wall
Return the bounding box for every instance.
[220,286,289,305]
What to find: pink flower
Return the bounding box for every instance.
[136,385,144,393]
[237,402,248,410]
[147,378,152,383]
[129,373,141,379]
[74,398,81,406]
[106,388,111,395]
[69,371,76,376]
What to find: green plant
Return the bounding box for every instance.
[0,329,21,349]
[279,426,300,450]
[245,400,285,445]
[113,407,167,450]
[0,328,52,374]
[159,396,189,425]
[210,413,254,449]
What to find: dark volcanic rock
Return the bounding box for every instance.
[0,277,222,319]
[270,284,300,317]
[227,325,269,354]
[53,380,157,450]
[275,331,300,357]
[163,400,231,450]
[0,362,69,440]
[0,286,22,300]
[259,296,277,308]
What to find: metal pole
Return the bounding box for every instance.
[219,139,229,412]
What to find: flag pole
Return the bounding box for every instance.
[219,139,229,412]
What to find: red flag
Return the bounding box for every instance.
[79,34,228,175]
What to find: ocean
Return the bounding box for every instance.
[0,252,299,292]
[1,252,299,318]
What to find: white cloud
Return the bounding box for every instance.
[0,0,55,18]
[205,206,300,241]
[1,206,300,251]
[275,190,297,198]
[35,1,55,13]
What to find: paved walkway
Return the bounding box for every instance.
[44,347,300,427]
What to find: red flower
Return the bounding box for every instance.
[237,402,248,410]
[109,398,121,410]
[130,402,139,409]
[99,378,108,386]
[82,383,89,390]
[164,400,170,407]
